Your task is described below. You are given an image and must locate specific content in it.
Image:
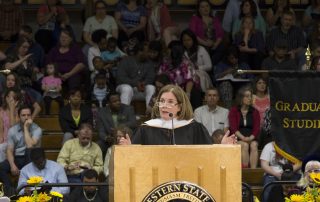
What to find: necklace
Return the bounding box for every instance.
[83,189,98,201]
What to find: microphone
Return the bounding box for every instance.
[169,113,176,145]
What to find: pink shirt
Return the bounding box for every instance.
[189,15,224,41]
[42,76,62,88]
[252,95,270,128]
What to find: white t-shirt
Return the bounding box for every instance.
[83,15,118,38]
[260,142,288,173]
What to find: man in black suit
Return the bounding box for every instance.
[96,92,137,154]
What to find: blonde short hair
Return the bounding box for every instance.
[151,84,193,120]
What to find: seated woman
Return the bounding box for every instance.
[4,37,43,105]
[114,0,147,50]
[252,76,270,128]
[59,88,93,144]
[231,0,266,40]
[302,0,320,36]
[159,41,202,109]
[228,85,260,168]
[35,0,68,53]
[145,0,179,46]
[234,16,265,70]
[46,28,86,93]
[265,0,295,32]
[0,88,20,162]
[180,29,213,92]
[189,0,224,64]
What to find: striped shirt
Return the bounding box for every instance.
[266,26,306,52]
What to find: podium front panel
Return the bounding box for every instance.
[109,145,241,202]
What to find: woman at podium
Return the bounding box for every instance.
[120,84,236,145]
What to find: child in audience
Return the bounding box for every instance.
[91,73,110,108]
[41,63,64,115]
[92,56,116,91]
[212,129,225,144]
[101,37,122,78]
[103,125,132,178]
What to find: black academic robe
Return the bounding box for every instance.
[132,121,212,145]
[66,187,108,202]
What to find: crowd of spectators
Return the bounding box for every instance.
[0,0,317,200]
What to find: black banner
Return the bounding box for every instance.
[269,71,320,162]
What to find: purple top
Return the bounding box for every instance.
[45,44,86,74]
[189,15,224,41]
[159,56,200,89]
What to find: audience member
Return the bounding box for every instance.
[0,0,23,42]
[252,76,270,128]
[146,40,163,69]
[265,0,295,31]
[17,147,69,195]
[302,0,320,35]
[189,0,224,64]
[311,56,320,71]
[46,28,87,92]
[35,0,67,53]
[212,129,225,144]
[229,85,260,168]
[232,0,266,39]
[103,125,132,178]
[116,40,156,108]
[214,46,251,108]
[234,16,265,70]
[6,25,45,69]
[67,169,108,202]
[3,73,41,119]
[59,88,92,144]
[260,142,301,202]
[91,56,116,91]
[308,21,320,46]
[97,92,136,154]
[159,40,201,109]
[57,123,103,183]
[91,73,110,108]
[41,63,64,115]
[114,0,147,49]
[261,39,298,70]
[145,0,178,46]
[83,0,118,50]
[4,37,43,105]
[266,10,306,68]
[194,87,229,135]
[0,88,20,162]
[181,29,213,92]
[222,0,261,34]
[0,105,42,189]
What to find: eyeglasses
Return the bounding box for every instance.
[306,169,320,173]
[155,99,179,108]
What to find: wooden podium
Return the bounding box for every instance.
[109,145,241,202]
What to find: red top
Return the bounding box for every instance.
[228,106,260,138]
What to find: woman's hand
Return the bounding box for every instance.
[221,130,237,144]
[118,134,132,145]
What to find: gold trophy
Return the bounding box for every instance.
[305,45,312,70]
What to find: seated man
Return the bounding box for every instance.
[116,39,156,108]
[0,105,42,189]
[97,92,137,154]
[67,169,108,202]
[17,147,69,195]
[260,141,301,202]
[194,87,229,136]
[57,123,103,183]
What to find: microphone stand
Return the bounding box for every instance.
[169,113,176,145]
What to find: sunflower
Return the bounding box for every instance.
[310,173,320,185]
[50,191,63,198]
[27,176,43,185]
[16,196,33,202]
[289,194,305,202]
[37,192,52,202]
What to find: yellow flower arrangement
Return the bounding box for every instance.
[17,176,63,202]
[285,172,320,202]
